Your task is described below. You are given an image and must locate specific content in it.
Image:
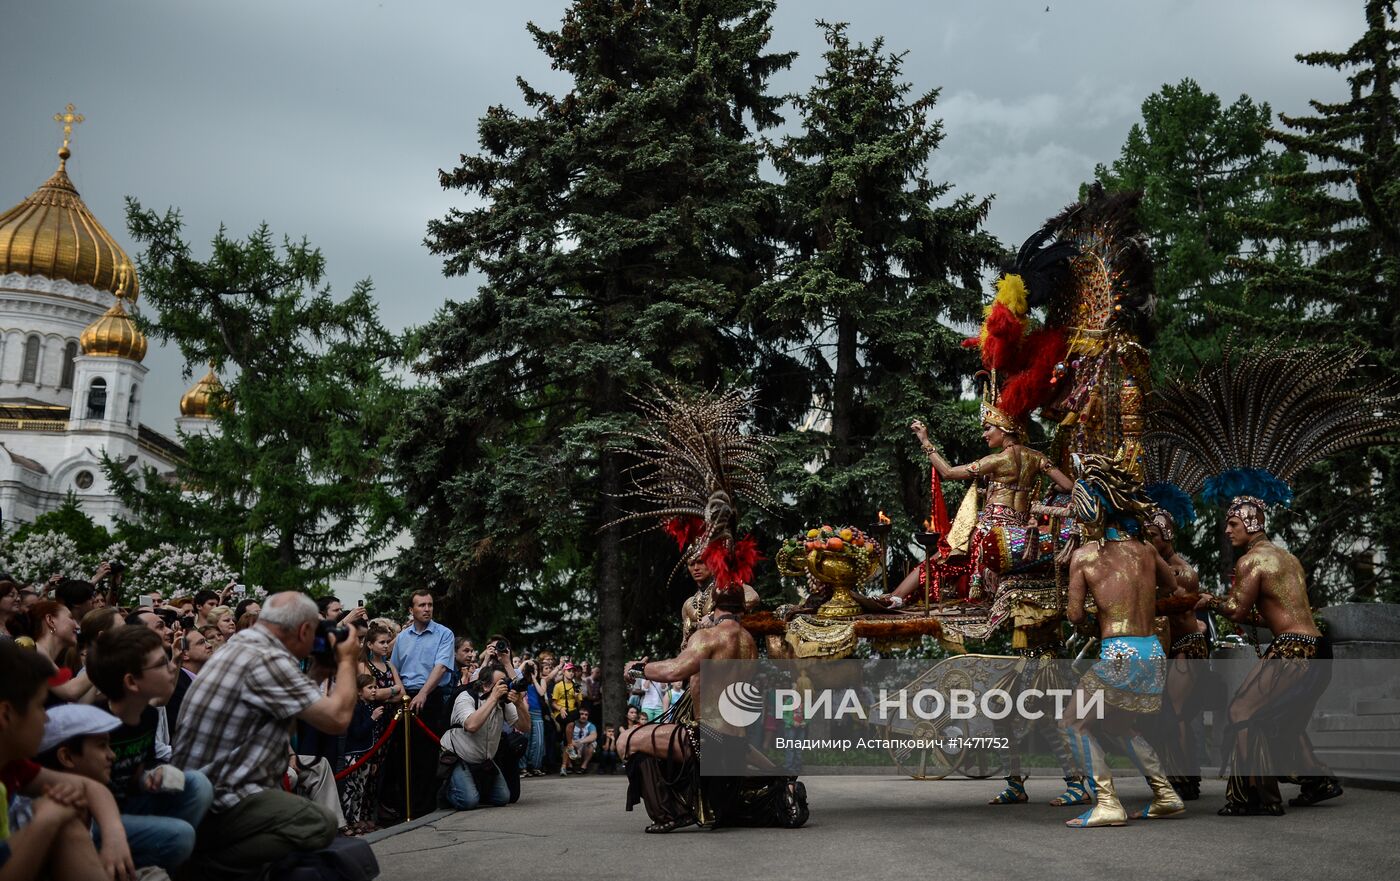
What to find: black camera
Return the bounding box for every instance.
[312,619,349,661]
[510,676,531,693]
[109,560,126,576]
[493,639,509,654]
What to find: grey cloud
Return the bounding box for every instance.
[1,0,1362,436]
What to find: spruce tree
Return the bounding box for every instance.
[399,0,791,718]
[106,205,406,592]
[1235,0,1400,600]
[1095,79,1300,376]
[753,21,1000,566]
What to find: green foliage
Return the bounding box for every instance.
[752,21,1000,574]
[393,0,794,721]
[1232,0,1400,602]
[1092,78,1303,381]
[106,206,408,593]
[7,494,111,558]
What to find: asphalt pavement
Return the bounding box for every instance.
[371,773,1398,880]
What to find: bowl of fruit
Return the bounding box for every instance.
[776,525,883,619]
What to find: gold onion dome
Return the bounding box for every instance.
[180,369,228,418]
[0,106,139,299]
[79,264,147,362]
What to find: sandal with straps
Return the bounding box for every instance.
[1049,778,1092,807]
[989,777,1028,805]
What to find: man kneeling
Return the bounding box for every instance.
[441,666,530,810]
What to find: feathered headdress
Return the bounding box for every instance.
[1071,452,1156,538]
[1045,184,1156,341]
[1143,444,1201,534]
[1146,340,1400,520]
[963,225,1079,423]
[607,386,777,591]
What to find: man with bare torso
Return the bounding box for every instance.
[618,589,806,833]
[1060,456,1185,827]
[1195,496,1342,815]
[1145,509,1208,799]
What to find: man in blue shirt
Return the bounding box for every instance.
[390,591,455,713]
[383,589,455,821]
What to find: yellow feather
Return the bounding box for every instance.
[995,274,1029,316]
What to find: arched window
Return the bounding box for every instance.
[126,384,139,426]
[60,341,78,390]
[86,377,107,420]
[21,335,40,384]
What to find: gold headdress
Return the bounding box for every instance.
[1146,508,1176,543]
[1225,496,1268,534]
[979,398,1022,436]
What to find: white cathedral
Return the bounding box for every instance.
[0,113,222,530]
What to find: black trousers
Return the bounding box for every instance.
[377,688,450,823]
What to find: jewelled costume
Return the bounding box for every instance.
[1061,454,1184,827]
[965,431,1059,596]
[1079,635,1166,714]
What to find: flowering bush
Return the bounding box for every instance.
[0,531,87,583]
[111,542,238,600]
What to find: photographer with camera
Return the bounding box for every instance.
[441,665,531,810]
[475,635,517,682]
[172,591,361,880]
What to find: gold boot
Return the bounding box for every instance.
[1065,732,1127,828]
[1126,736,1185,819]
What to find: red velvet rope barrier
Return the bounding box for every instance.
[333,713,402,781]
[412,713,442,745]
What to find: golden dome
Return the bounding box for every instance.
[0,107,138,299]
[79,269,147,362]
[180,369,229,418]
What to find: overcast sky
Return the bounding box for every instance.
[1,0,1360,436]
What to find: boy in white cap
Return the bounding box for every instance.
[35,705,122,793]
[0,639,118,881]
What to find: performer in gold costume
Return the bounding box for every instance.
[911,404,1074,598]
[1062,455,1185,827]
[1144,508,1207,800]
[1196,497,1342,815]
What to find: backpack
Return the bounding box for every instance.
[264,836,379,881]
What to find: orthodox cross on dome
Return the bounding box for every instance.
[53,102,85,168]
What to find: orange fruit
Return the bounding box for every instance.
[839,528,853,541]
[826,537,845,551]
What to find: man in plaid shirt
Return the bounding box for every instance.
[173,591,360,880]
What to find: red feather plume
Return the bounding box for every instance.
[662,516,705,551]
[998,327,1067,421]
[703,535,762,590]
[980,301,1025,371]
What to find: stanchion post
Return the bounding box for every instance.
[402,694,413,822]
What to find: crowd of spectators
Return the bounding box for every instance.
[0,570,647,881]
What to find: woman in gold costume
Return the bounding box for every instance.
[911,401,1074,598]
